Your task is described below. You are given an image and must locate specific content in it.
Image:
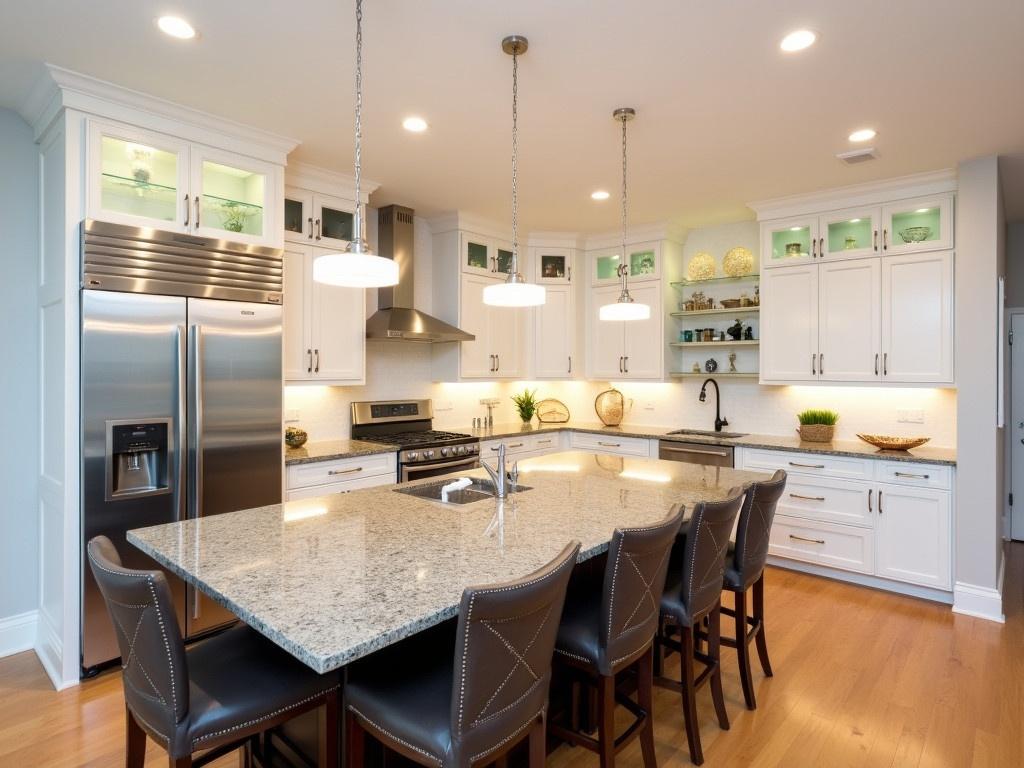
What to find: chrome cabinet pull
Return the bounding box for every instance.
[623,356,629,374]
[883,228,888,251]
[619,356,624,373]
[308,216,314,239]
[789,534,826,545]
[895,471,930,480]
[568,266,572,282]
[789,493,826,502]
[878,490,884,514]
[819,353,824,375]
[495,354,500,372]
[868,489,873,512]
[184,194,190,227]
[314,349,320,373]
[812,353,816,376]
[598,441,622,447]
[568,356,572,375]
[194,196,200,228]
[662,446,730,457]
[307,348,312,374]
[537,439,552,445]
[811,238,817,259]
[507,443,524,448]
[328,467,363,476]
[819,237,825,258]
[315,218,322,240]
[883,352,888,376]
[789,461,825,469]
[873,230,878,251]
[875,353,879,375]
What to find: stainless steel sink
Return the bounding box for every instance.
[666,429,748,439]
[394,477,532,505]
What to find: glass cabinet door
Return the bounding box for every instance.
[882,195,953,255]
[761,217,820,268]
[313,193,356,248]
[628,244,660,280]
[462,234,493,275]
[820,207,881,260]
[494,243,515,275]
[536,248,572,283]
[592,249,624,284]
[284,187,314,243]
[195,156,267,241]
[88,122,189,231]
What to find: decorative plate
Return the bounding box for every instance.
[536,399,570,423]
[686,252,716,282]
[856,434,930,451]
[722,246,754,277]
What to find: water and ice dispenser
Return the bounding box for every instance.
[105,419,171,500]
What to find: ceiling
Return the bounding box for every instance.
[2,0,1024,232]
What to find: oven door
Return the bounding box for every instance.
[401,455,480,483]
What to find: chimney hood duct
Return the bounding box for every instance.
[366,205,475,342]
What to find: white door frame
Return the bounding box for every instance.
[1006,307,1024,541]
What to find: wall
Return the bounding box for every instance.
[0,108,40,655]
[1006,221,1024,307]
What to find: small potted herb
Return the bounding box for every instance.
[796,409,839,443]
[512,388,539,424]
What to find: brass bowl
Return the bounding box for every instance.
[285,427,308,448]
[856,433,930,451]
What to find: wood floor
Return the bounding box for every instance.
[2,545,1022,768]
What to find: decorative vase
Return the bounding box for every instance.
[595,389,626,426]
[797,424,834,443]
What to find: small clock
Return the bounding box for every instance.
[705,358,718,373]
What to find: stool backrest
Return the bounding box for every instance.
[450,541,580,759]
[598,507,685,675]
[679,490,746,618]
[87,536,189,734]
[732,470,787,588]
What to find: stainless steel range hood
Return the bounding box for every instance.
[366,205,474,342]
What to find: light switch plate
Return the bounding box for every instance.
[643,401,655,411]
[897,409,925,424]
[284,410,300,423]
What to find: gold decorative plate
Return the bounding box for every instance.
[722,246,754,277]
[856,434,930,451]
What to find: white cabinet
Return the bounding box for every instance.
[461,232,515,276]
[819,206,883,261]
[189,144,278,245]
[589,242,662,284]
[760,216,820,268]
[533,247,573,283]
[817,259,881,382]
[434,273,524,380]
[874,483,951,589]
[881,251,954,384]
[285,452,397,501]
[283,244,366,384]
[881,194,954,256]
[568,432,652,457]
[587,284,663,380]
[534,284,575,378]
[760,265,818,382]
[284,187,356,250]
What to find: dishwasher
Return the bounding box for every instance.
[658,440,735,467]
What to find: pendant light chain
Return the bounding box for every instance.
[510,47,519,273]
[620,112,628,293]
[353,0,364,248]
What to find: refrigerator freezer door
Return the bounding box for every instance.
[81,290,188,672]
[186,298,282,636]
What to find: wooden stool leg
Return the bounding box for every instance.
[528,715,546,768]
[734,589,756,710]
[170,757,193,768]
[679,626,703,766]
[319,689,339,768]
[752,574,773,677]
[636,648,657,768]
[347,712,366,768]
[597,673,616,768]
[708,602,730,731]
[125,707,146,768]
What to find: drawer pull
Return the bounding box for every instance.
[868,488,873,513]
[789,493,825,502]
[878,490,883,514]
[491,443,524,450]
[537,439,552,445]
[598,442,622,447]
[789,534,826,545]
[789,461,825,469]
[663,446,730,457]
[327,467,363,476]
[894,471,930,480]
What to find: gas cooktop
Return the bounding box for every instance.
[360,430,475,448]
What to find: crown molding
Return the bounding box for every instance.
[748,169,957,221]
[583,219,688,250]
[286,161,379,203]
[426,211,511,240]
[526,231,584,249]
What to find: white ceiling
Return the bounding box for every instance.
[2,0,1024,232]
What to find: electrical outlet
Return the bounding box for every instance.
[643,401,655,411]
[284,409,300,423]
[897,409,925,424]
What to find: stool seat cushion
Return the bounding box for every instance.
[554,584,602,667]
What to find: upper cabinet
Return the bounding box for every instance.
[587,283,663,380]
[534,247,573,284]
[881,195,954,256]
[589,241,661,284]
[87,119,282,247]
[284,187,356,250]
[761,217,820,267]
[461,232,517,277]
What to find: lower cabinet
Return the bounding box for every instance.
[769,516,875,575]
[285,452,397,501]
[568,431,653,457]
[873,483,951,588]
[480,433,567,460]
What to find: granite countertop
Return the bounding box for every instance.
[464,422,956,466]
[129,451,766,673]
[285,439,398,466]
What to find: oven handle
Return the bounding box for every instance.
[401,457,480,482]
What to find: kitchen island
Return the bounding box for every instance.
[128,451,765,673]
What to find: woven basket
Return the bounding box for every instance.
[797,424,834,443]
[856,434,930,451]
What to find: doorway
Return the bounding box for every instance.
[1010,310,1024,540]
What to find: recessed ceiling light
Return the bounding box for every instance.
[591,190,610,201]
[402,116,428,133]
[780,29,816,52]
[157,15,196,39]
[848,128,877,142]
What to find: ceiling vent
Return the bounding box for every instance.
[836,147,878,165]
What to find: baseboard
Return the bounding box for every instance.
[0,610,38,658]
[952,570,1006,624]
[766,556,954,604]
[33,608,77,691]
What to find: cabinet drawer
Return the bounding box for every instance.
[740,448,872,480]
[286,453,396,490]
[285,473,394,501]
[874,461,951,490]
[569,432,652,457]
[778,476,874,528]
[769,515,874,575]
[528,433,563,453]
[481,437,536,456]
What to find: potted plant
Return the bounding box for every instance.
[511,388,539,424]
[796,409,839,443]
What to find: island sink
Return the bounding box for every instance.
[394,477,532,505]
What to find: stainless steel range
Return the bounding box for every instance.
[351,399,479,482]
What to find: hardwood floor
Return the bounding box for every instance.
[2,545,1021,768]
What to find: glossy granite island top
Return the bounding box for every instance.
[285,438,398,465]
[465,422,956,466]
[129,451,766,673]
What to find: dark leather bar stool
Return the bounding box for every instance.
[656,490,746,766]
[87,536,340,768]
[549,508,686,768]
[719,469,786,710]
[345,541,580,768]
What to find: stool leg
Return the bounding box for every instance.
[636,648,657,768]
[753,574,773,677]
[125,707,146,768]
[320,689,339,768]
[679,626,703,766]
[347,712,365,768]
[169,757,193,768]
[597,673,616,768]
[708,602,730,731]
[734,589,756,710]
[528,714,546,768]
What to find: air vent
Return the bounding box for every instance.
[836,147,878,164]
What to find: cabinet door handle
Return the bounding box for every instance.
[789,493,826,502]
[789,461,825,469]
[495,354,500,372]
[873,229,878,251]
[894,471,930,480]
[819,237,825,258]
[598,441,622,448]
[327,467,363,476]
[878,490,883,514]
[568,356,572,375]
[619,356,624,373]
[184,194,190,227]
[624,356,629,374]
[308,216,314,239]
[507,442,524,448]
[883,352,888,376]
[567,266,572,282]
[868,489,873,512]
[811,353,816,376]
[883,228,888,251]
[307,348,312,374]
[315,218,322,240]
[875,353,879,375]
[819,353,824,375]
[194,196,201,228]
[314,349,320,373]
[789,534,826,545]
[537,439,552,445]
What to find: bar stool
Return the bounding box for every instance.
[87,536,340,768]
[656,490,746,766]
[548,508,685,768]
[345,542,580,768]
[719,469,786,710]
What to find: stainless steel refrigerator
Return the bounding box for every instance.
[80,220,283,675]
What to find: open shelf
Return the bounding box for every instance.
[671,306,760,318]
[671,274,760,288]
[670,371,759,379]
[671,340,759,348]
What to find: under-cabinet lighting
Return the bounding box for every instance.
[849,218,861,223]
[848,128,877,142]
[780,29,816,52]
[916,208,931,213]
[789,226,802,231]
[157,16,196,39]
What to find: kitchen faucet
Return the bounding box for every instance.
[481,442,518,498]
[699,378,729,432]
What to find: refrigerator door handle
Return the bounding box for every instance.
[175,324,187,523]
[188,324,205,522]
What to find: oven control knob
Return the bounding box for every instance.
[470,444,478,453]
[456,445,466,455]
[406,451,418,461]
[424,450,435,459]
[441,447,452,457]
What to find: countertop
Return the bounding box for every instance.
[464,421,957,466]
[129,451,766,673]
[285,439,399,466]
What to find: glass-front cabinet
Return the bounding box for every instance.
[534,247,572,283]
[590,241,661,284]
[284,187,314,242]
[461,233,518,276]
[882,194,953,255]
[820,207,881,260]
[760,217,819,268]
[285,190,357,248]
[191,147,275,245]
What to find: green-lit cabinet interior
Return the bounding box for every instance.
[461,232,517,277]
[589,241,661,284]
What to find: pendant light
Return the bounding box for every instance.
[483,36,546,308]
[599,108,650,321]
[313,0,399,288]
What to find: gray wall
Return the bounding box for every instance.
[1005,222,1024,307]
[0,108,40,621]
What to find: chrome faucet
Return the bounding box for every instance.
[699,378,729,432]
[482,442,508,498]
